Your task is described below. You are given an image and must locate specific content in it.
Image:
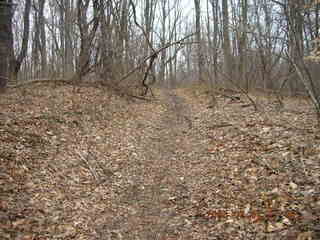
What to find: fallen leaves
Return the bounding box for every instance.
[0,85,319,239]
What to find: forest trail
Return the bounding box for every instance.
[1,85,319,239]
[101,89,206,239]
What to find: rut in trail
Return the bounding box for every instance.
[161,90,193,130]
[97,90,203,239]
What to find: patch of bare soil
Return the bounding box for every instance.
[0,84,320,240]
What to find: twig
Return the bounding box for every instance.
[75,149,100,183]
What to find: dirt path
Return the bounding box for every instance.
[97,90,201,239]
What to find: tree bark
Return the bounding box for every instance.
[32,1,40,78]
[76,0,100,80]
[38,0,47,77]
[159,0,168,84]
[0,0,12,91]
[287,1,320,120]
[238,0,248,89]
[10,0,31,81]
[194,0,203,82]
[99,0,112,80]
[64,0,74,78]
[222,0,233,84]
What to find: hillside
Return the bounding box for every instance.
[1,85,319,239]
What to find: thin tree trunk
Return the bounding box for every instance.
[32,1,40,78]
[207,0,218,107]
[209,0,219,84]
[222,0,233,85]
[238,0,248,89]
[39,0,47,77]
[194,0,203,82]
[99,0,112,80]
[159,0,167,84]
[65,0,74,78]
[10,0,31,81]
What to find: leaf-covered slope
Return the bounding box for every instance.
[0,85,319,239]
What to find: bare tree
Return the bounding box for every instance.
[98,0,112,81]
[64,0,75,78]
[38,0,47,77]
[9,0,31,81]
[31,0,47,78]
[159,0,168,84]
[287,1,320,119]
[222,0,233,84]
[0,0,13,91]
[194,0,203,82]
[75,0,100,80]
[205,0,220,107]
[208,0,220,84]
[238,0,248,89]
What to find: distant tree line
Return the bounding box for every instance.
[0,0,319,113]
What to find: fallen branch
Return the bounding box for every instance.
[216,69,259,111]
[118,33,195,89]
[100,81,154,101]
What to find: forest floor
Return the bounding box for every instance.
[1,83,320,240]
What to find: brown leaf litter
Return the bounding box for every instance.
[0,84,319,239]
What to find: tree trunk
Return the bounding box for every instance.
[194,0,203,82]
[10,0,31,81]
[159,0,167,84]
[119,0,129,73]
[76,0,100,80]
[238,0,248,89]
[99,0,112,80]
[65,0,74,78]
[287,1,320,120]
[0,0,12,91]
[222,0,233,85]
[211,0,219,83]
[32,1,40,78]
[39,0,47,77]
